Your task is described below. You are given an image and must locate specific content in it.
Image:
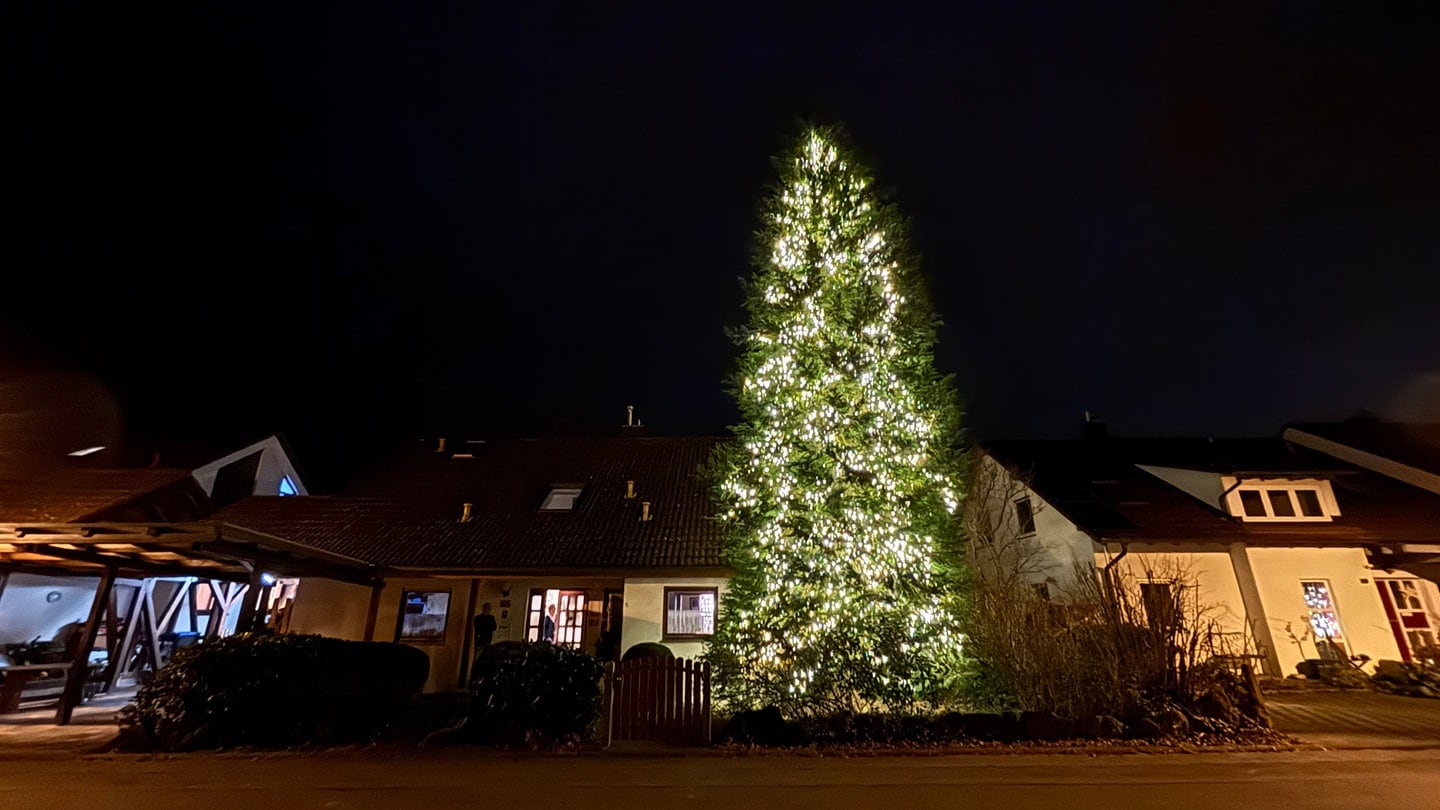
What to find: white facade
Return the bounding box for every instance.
[288,573,727,692]
[980,452,1440,676]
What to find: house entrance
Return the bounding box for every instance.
[524,589,587,648]
[1377,578,1439,664]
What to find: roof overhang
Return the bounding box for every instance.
[0,521,381,585]
[385,565,733,579]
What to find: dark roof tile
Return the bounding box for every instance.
[213,437,725,571]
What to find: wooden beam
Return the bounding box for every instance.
[107,582,146,691]
[232,573,262,635]
[57,568,115,724]
[140,581,164,677]
[458,578,480,689]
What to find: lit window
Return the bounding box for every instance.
[1014,497,1036,535]
[1230,482,1334,522]
[278,475,298,496]
[540,486,583,511]
[665,588,717,638]
[1301,580,1347,660]
[396,590,450,643]
[524,588,587,648]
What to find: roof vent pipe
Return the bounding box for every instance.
[626,405,634,427]
[460,502,473,523]
[437,437,447,453]
[640,501,651,522]
[625,480,636,499]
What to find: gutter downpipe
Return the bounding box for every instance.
[1102,540,1129,599]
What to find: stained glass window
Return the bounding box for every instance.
[1302,580,1343,641]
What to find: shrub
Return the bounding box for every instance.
[620,642,674,662]
[467,642,604,745]
[117,633,429,751]
[962,553,1267,730]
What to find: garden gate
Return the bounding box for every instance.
[605,656,711,745]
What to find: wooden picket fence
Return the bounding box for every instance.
[605,656,711,745]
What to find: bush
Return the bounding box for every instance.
[620,642,674,662]
[467,642,604,745]
[116,633,430,751]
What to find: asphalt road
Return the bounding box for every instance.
[2,748,1437,810]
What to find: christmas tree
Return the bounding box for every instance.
[708,126,968,715]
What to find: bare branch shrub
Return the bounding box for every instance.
[962,455,1262,721]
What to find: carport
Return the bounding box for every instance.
[0,520,380,724]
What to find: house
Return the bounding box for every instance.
[210,436,728,692]
[0,435,363,721]
[1284,418,1440,584]
[976,426,1440,677]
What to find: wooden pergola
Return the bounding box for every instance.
[0,521,380,724]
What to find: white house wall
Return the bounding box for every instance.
[286,578,372,641]
[1026,489,1098,593]
[290,574,722,692]
[622,576,729,660]
[1097,548,1254,656]
[978,456,1097,594]
[0,574,100,645]
[1246,546,1404,675]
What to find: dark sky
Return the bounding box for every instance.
[6,2,1440,486]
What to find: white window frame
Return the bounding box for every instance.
[1222,477,1339,523]
[540,486,584,511]
[664,587,718,639]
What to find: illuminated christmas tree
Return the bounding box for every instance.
[708,126,968,715]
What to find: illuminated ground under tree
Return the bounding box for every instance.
[708,126,968,715]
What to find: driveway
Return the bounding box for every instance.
[1266,689,1440,748]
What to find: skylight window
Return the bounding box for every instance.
[278,475,298,497]
[540,486,583,511]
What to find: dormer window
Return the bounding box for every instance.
[1226,479,1337,522]
[540,486,583,511]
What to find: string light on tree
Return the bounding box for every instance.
[707,126,969,715]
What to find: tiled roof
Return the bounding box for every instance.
[984,437,1440,546]
[0,468,205,523]
[213,437,725,571]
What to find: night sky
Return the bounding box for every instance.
[6,3,1440,487]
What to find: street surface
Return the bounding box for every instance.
[1,748,1437,810]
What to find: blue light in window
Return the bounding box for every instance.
[278,475,297,496]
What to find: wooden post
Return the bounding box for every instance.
[457,578,480,689]
[57,569,116,725]
[604,661,616,748]
[362,581,385,642]
[107,582,146,691]
[233,574,261,635]
[1242,661,1271,729]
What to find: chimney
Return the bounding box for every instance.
[436,437,447,453]
[640,501,652,522]
[620,405,649,437]
[1081,411,1109,442]
[625,480,636,499]
[460,502,473,522]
